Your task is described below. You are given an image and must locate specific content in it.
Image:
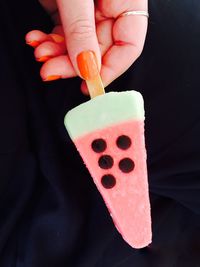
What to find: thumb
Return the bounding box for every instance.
[56,0,101,77]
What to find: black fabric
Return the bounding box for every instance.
[0,0,200,266]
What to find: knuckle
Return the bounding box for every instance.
[68,19,95,41]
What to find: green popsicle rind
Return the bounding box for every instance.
[64,91,145,140]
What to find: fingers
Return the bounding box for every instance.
[100,12,148,87]
[25,18,113,84]
[26,28,67,62]
[26,0,148,94]
[34,41,66,62]
[81,10,148,94]
[26,29,76,81]
[56,0,101,77]
[96,19,113,56]
[40,55,76,81]
[92,0,148,87]
[26,19,113,83]
[25,30,49,47]
[25,30,64,47]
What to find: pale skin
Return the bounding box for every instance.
[26,0,148,94]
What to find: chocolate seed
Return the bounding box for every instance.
[101,174,116,189]
[116,135,132,150]
[98,155,114,169]
[119,158,135,173]
[91,139,107,153]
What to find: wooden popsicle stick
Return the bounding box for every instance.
[86,72,105,99]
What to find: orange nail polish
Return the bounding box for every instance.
[43,75,61,81]
[26,40,40,47]
[50,33,64,43]
[77,51,99,80]
[37,56,51,62]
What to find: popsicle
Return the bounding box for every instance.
[64,51,152,249]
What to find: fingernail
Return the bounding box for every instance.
[77,51,99,80]
[36,56,51,62]
[43,75,61,81]
[50,33,64,43]
[26,40,40,47]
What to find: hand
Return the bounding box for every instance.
[25,0,148,94]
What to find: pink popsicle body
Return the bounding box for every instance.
[64,91,152,248]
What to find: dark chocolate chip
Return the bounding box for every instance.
[98,155,114,169]
[116,135,132,150]
[91,139,107,153]
[101,174,116,189]
[119,158,135,173]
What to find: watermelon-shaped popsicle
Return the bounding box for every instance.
[64,91,152,249]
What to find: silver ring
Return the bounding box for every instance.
[119,10,149,19]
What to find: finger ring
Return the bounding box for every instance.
[118,10,149,19]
